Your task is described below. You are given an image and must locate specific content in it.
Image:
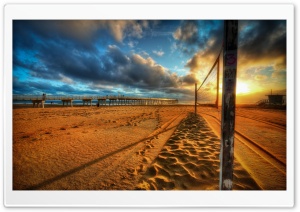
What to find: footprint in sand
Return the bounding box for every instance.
[137,112,222,190]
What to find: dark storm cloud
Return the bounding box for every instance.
[173,20,223,56]
[13,77,33,94]
[13,21,95,53]
[174,20,223,77]
[15,38,102,82]
[181,74,197,85]
[13,77,57,95]
[185,53,201,73]
[162,87,195,102]
[13,20,150,52]
[238,20,286,65]
[176,20,286,61]
[123,54,179,89]
[13,77,101,95]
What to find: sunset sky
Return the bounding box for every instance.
[13,20,286,104]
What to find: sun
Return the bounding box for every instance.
[236,81,250,95]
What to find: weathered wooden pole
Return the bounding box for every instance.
[195,83,197,115]
[219,20,238,190]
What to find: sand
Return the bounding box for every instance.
[12,105,286,190]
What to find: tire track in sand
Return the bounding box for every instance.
[201,112,286,190]
[78,110,188,190]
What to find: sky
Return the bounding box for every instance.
[13,20,286,104]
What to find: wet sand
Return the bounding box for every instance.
[12,105,286,190]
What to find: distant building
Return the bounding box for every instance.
[266,94,286,105]
[257,90,286,106]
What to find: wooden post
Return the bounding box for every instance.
[216,56,220,109]
[220,20,238,190]
[195,83,197,115]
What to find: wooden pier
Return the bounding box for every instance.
[102,97,178,106]
[61,99,73,107]
[13,95,178,108]
[32,100,45,108]
[83,99,93,106]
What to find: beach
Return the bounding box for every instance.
[12,105,286,190]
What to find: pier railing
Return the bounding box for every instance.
[13,95,177,101]
[13,95,103,100]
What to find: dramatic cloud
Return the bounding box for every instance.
[13,33,181,94]
[13,20,149,52]
[180,74,197,85]
[128,54,179,88]
[13,20,286,103]
[106,20,145,42]
[180,20,286,94]
[238,20,286,59]
[185,53,202,73]
[13,77,91,95]
[174,20,223,55]
[238,20,286,71]
[173,20,223,84]
[235,20,287,95]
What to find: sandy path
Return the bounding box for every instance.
[137,113,260,190]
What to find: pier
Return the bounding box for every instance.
[13,95,178,107]
[32,100,45,108]
[61,99,73,107]
[104,96,178,106]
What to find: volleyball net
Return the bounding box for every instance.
[196,48,222,108]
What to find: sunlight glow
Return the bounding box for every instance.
[236,81,250,95]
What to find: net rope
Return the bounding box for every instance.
[197,64,218,105]
[196,48,222,106]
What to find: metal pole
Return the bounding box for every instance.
[195,83,197,115]
[219,20,238,190]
